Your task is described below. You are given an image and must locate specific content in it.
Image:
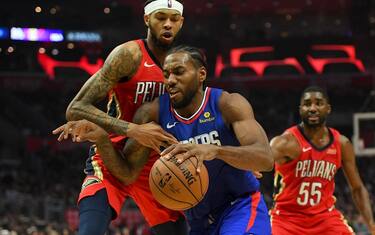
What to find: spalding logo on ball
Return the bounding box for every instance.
[149,155,209,211]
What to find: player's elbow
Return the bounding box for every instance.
[118,176,137,185]
[117,170,140,186]
[263,156,274,172]
[66,100,80,121]
[259,148,274,172]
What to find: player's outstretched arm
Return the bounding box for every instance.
[340,135,375,234]
[61,42,176,151]
[162,92,273,172]
[66,42,140,135]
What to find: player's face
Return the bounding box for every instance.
[163,52,205,109]
[145,9,184,50]
[299,92,331,128]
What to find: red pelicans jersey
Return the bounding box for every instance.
[272,125,342,215]
[107,39,165,122]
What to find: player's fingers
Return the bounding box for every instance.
[57,131,65,141]
[196,157,204,174]
[164,145,186,159]
[64,124,74,140]
[176,151,192,163]
[160,144,176,158]
[151,142,162,154]
[52,125,66,134]
[154,131,178,145]
[253,171,263,179]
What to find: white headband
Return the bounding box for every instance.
[144,0,183,15]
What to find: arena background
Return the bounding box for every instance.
[1,0,375,234]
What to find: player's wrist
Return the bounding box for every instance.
[125,123,139,138]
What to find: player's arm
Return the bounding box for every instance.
[58,42,176,151]
[98,100,162,185]
[213,92,273,171]
[162,92,273,172]
[55,100,162,185]
[340,135,375,233]
[270,133,300,165]
[66,41,140,135]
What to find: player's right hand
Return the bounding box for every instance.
[52,120,109,143]
[127,122,178,154]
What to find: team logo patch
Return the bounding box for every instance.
[168,0,172,8]
[200,112,215,123]
[81,177,101,190]
[327,148,337,155]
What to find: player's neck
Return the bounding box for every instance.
[146,37,168,65]
[175,89,205,118]
[301,123,329,145]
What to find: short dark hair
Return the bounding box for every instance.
[144,0,184,8]
[301,86,330,103]
[166,45,207,69]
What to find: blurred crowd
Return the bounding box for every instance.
[0,77,374,235]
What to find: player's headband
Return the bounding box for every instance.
[144,0,183,16]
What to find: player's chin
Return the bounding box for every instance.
[159,35,175,44]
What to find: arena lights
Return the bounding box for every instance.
[66,31,102,42]
[10,27,64,42]
[0,27,9,39]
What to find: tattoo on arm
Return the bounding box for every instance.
[98,102,157,184]
[66,43,140,135]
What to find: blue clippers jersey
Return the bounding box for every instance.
[158,87,260,220]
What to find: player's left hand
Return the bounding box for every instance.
[52,120,108,143]
[369,223,375,235]
[161,143,218,173]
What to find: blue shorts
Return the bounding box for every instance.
[189,192,271,235]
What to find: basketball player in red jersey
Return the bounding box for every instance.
[53,1,188,235]
[270,86,375,235]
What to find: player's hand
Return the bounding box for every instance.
[253,171,263,178]
[369,222,375,235]
[161,143,218,173]
[127,122,178,153]
[52,120,108,143]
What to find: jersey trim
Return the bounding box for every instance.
[171,87,211,124]
[142,39,162,69]
[297,124,334,151]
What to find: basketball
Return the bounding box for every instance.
[149,156,209,211]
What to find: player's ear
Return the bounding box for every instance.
[198,67,207,83]
[144,14,150,27]
[327,104,332,114]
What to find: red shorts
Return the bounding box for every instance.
[78,136,183,227]
[270,208,354,235]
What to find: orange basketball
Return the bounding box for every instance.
[149,156,209,211]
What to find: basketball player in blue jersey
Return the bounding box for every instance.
[60,46,274,235]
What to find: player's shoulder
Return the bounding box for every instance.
[339,134,352,148]
[116,41,142,59]
[218,91,253,122]
[218,91,252,112]
[271,132,300,159]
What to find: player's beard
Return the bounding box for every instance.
[302,116,326,128]
[149,26,179,51]
[171,81,198,109]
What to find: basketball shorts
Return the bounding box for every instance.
[189,192,271,235]
[270,207,354,235]
[78,135,183,227]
